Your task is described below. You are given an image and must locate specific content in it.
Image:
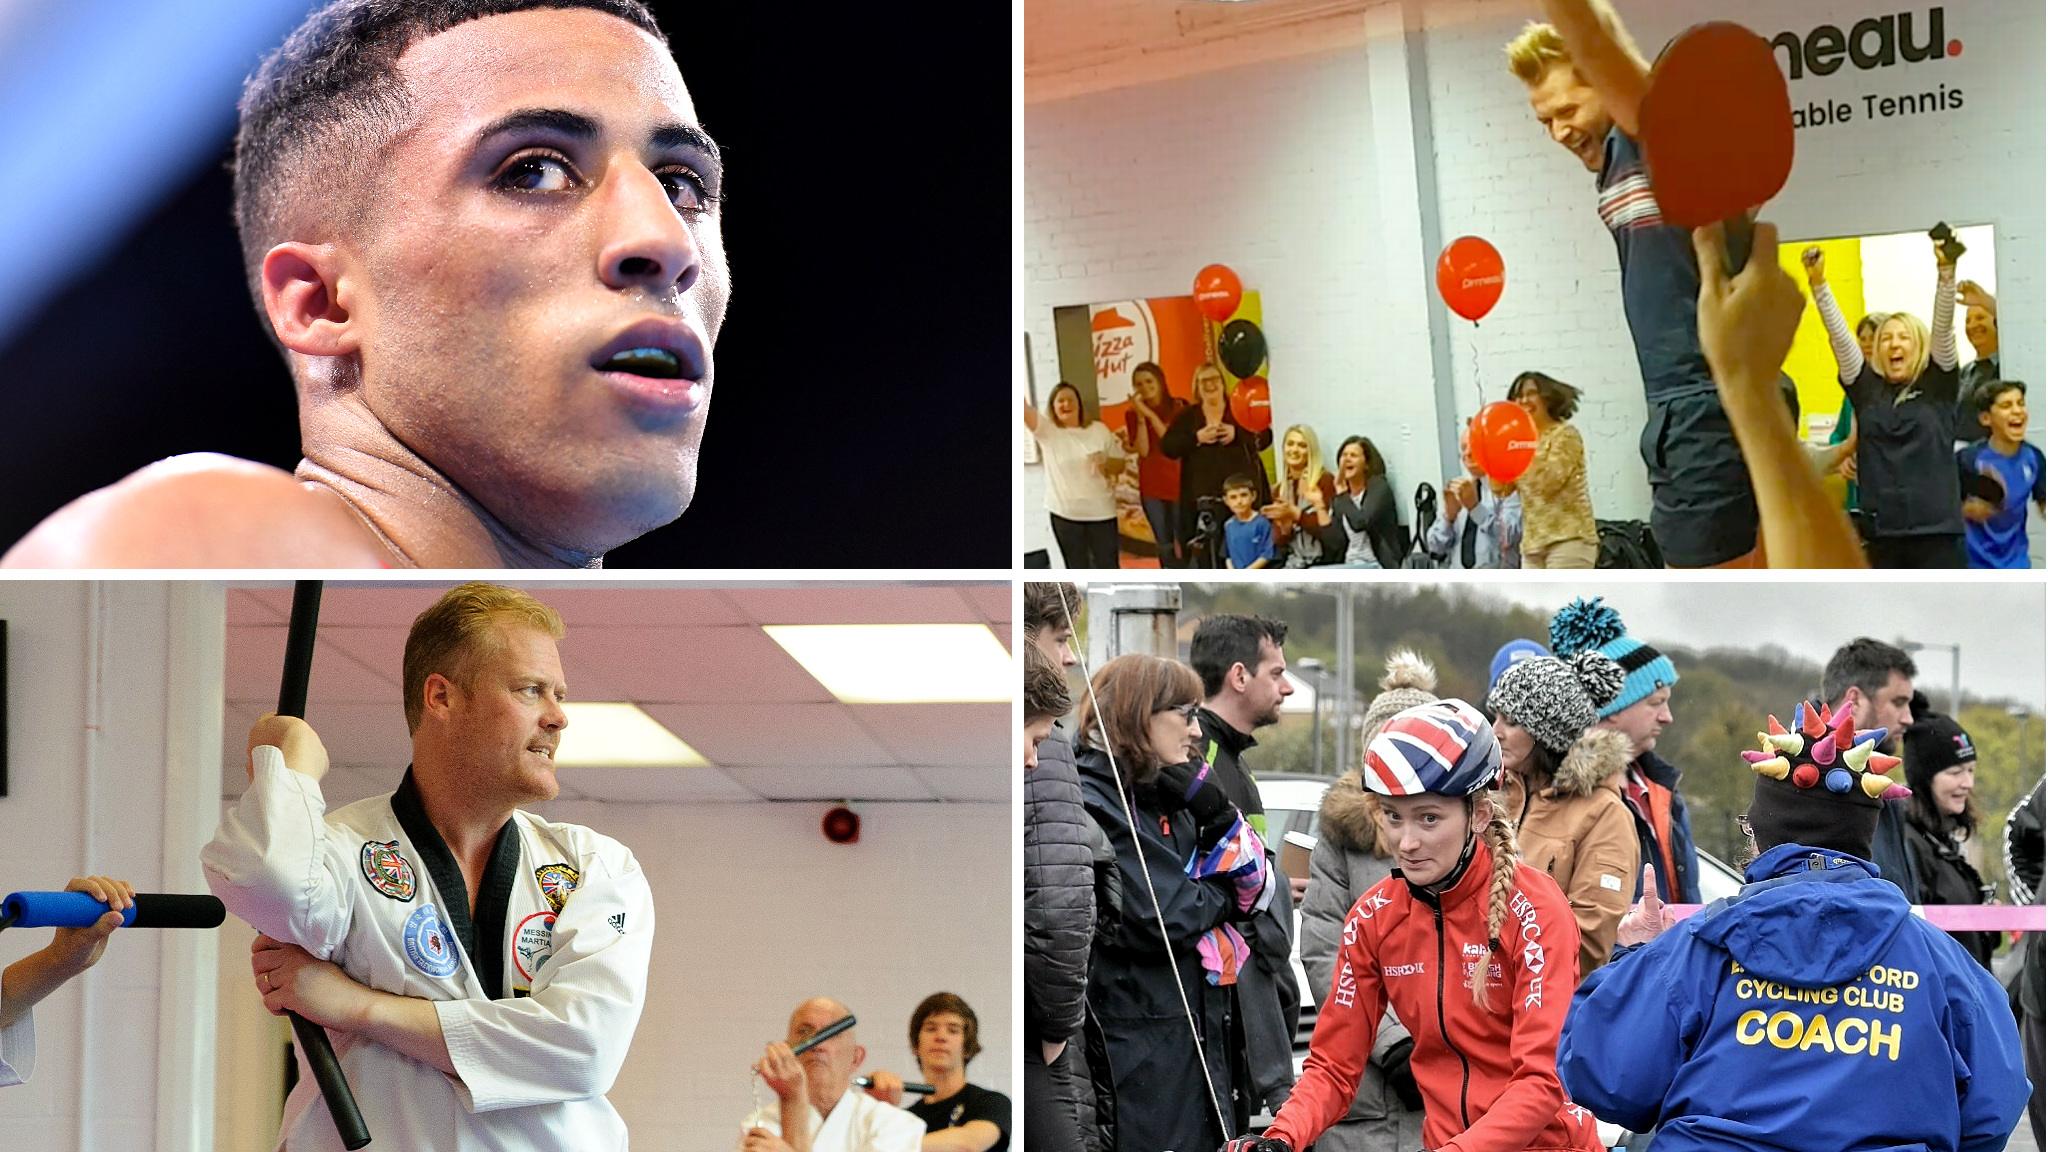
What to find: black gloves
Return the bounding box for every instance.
[1219,1137,1292,1152]
[1156,760,1239,850]
[1379,1035,1423,1111]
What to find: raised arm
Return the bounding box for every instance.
[1700,223,1867,568]
[201,727,356,958]
[1803,247,1865,386]
[1537,0,1652,136]
[1930,242,1958,372]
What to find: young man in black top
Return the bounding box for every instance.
[867,993,1011,1152]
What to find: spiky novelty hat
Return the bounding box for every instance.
[1742,699,1911,859]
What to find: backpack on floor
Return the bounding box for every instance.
[1596,519,1664,569]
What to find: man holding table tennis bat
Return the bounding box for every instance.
[1509,1,1791,569]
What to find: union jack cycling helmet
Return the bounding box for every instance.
[1361,698,1502,798]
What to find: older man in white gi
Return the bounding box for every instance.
[203,583,654,1150]
[743,997,926,1152]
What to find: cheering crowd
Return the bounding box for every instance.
[1027,0,2040,570]
[1022,582,2043,1152]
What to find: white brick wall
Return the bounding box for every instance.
[1025,0,2046,555]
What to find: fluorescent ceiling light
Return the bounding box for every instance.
[557,703,710,768]
[764,624,1012,703]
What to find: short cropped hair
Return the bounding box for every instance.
[909,992,982,1066]
[403,582,566,731]
[1821,638,1917,707]
[1025,643,1073,723]
[1223,474,1259,496]
[1505,2,1640,85]
[232,0,665,314]
[1975,379,2026,417]
[1189,615,1289,699]
[1023,583,1081,642]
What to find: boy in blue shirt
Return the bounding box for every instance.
[1221,474,1273,570]
[1959,381,2044,568]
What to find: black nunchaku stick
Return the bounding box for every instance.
[278,581,372,1150]
[796,1016,936,1096]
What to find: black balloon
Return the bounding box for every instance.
[1217,319,1267,379]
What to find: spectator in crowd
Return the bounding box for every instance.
[1488,649,1639,979]
[1025,383,1124,569]
[1828,315,1880,524]
[1222,475,1275,571]
[1489,639,1550,693]
[1556,701,2029,1152]
[1426,423,1523,570]
[1958,281,2000,431]
[1074,653,1265,1152]
[1508,372,1598,569]
[1120,362,1185,567]
[1163,365,1271,564]
[1551,597,1700,905]
[1266,425,1338,568]
[2004,777,2045,1148]
[1020,583,1093,1152]
[1297,651,1440,1152]
[1899,712,2000,969]
[1806,242,1966,567]
[1507,1,1760,569]
[864,993,1011,1152]
[1188,615,1300,1117]
[1821,638,1922,897]
[1325,436,1402,569]
[1958,381,2044,569]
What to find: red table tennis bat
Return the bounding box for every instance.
[1640,21,1794,277]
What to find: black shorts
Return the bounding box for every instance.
[1640,392,1759,567]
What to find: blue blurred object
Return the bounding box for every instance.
[0,0,314,348]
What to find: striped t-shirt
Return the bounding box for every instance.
[1597,127,1718,403]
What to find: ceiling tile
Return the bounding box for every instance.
[854,703,1010,766]
[640,703,893,767]
[720,766,936,802]
[724,586,983,625]
[960,584,1012,623]
[910,764,1014,804]
[553,766,760,804]
[226,627,399,705]
[568,626,833,703]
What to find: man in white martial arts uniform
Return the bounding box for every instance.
[203,583,654,1150]
[742,997,926,1152]
[0,876,132,1087]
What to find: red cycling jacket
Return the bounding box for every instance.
[1267,837,1602,1152]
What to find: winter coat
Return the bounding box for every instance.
[1622,751,1701,904]
[1267,836,1603,1152]
[1075,744,1243,1152]
[1075,815,1122,1152]
[1902,809,1999,970]
[1501,728,1641,980]
[1194,710,1301,1113]
[1558,843,2029,1152]
[1869,796,1924,899]
[2004,778,2043,1015]
[1025,730,1095,1048]
[1297,770,1425,1152]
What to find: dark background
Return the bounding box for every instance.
[0,1,1008,568]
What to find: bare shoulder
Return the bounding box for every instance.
[3,454,390,568]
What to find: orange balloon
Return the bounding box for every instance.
[1230,376,1272,434]
[1194,264,1243,324]
[1470,401,1538,483]
[1436,237,1505,323]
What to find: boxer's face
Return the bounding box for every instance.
[450,623,568,804]
[352,9,730,555]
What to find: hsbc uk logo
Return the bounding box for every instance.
[1771,8,1959,81]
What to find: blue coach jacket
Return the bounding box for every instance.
[1556,843,2029,1152]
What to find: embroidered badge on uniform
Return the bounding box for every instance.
[535,863,581,913]
[950,1104,965,1126]
[513,911,557,981]
[360,840,417,902]
[403,904,461,978]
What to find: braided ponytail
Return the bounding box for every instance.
[1471,791,1521,1009]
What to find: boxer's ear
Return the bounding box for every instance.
[261,242,361,359]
